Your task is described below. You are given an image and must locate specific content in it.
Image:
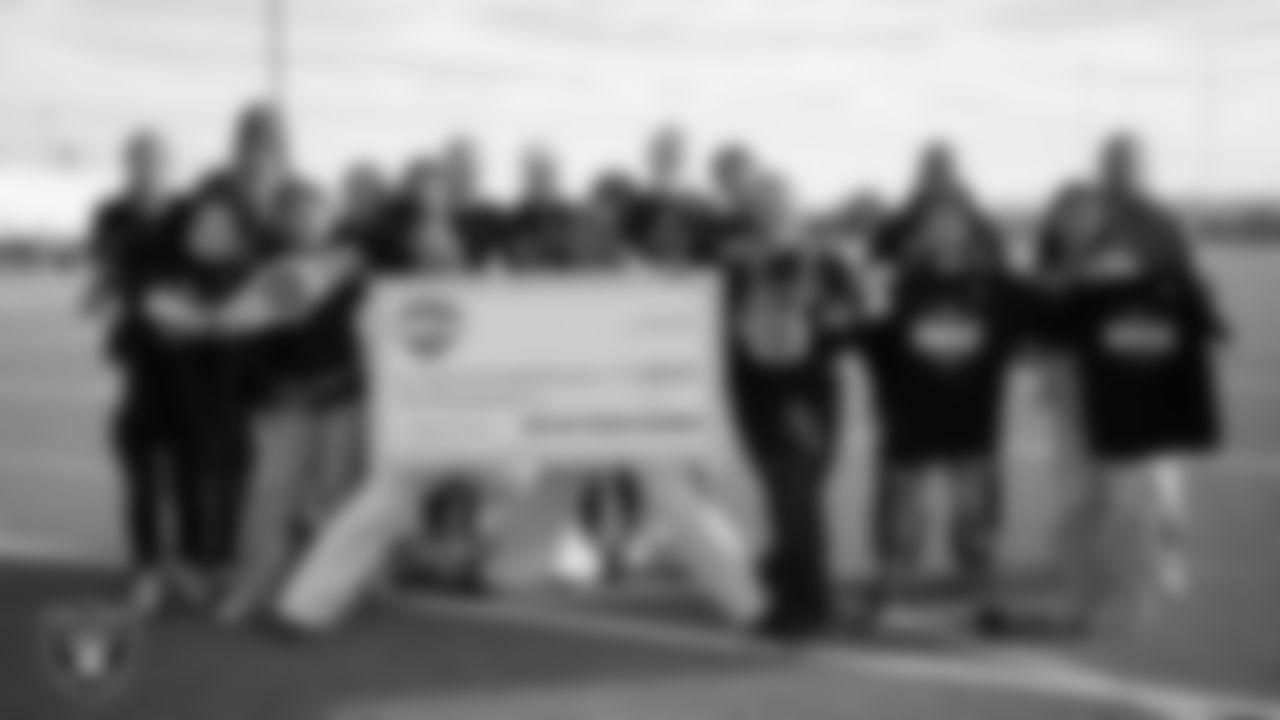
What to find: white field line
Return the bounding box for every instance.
[387,592,1279,720]
[9,552,1278,719]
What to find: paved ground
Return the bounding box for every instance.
[0,251,1278,720]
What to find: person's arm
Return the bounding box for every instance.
[141,284,214,338]
[82,204,123,319]
[815,251,865,356]
[217,246,362,335]
[1182,273,1231,346]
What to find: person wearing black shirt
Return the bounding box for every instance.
[220,180,367,623]
[87,130,186,612]
[858,197,1039,633]
[337,162,394,268]
[702,144,760,264]
[1045,151,1226,630]
[140,104,292,608]
[505,147,575,271]
[442,138,509,270]
[872,143,999,267]
[625,128,711,269]
[143,183,268,608]
[724,174,860,639]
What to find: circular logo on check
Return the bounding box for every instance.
[402,296,462,360]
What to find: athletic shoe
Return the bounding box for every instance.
[168,568,212,607]
[255,614,319,646]
[214,590,260,627]
[127,574,168,617]
[755,613,826,644]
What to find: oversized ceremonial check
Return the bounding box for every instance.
[364,275,729,471]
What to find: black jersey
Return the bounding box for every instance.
[157,184,282,415]
[701,206,754,266]
[871,200,1004,270]
[455,202,509,269]
[505,200,576,270]
[88,195,185,363]
[861,270,1041,463]
[1057,272,1222,460]
[724,244,859,453]
[625,193,711,267]
[351,199,413,274]
[255,267,366,408]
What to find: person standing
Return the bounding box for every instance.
[86,130,186,612]
[1043,137,1227,630]
[267,159,484,631]
[140,104,293,607]
[441,138,508,271]
[338,162,394,269]
[505,147,575,271]
[856,196,1040,634]
[218,181,367,624]
[625,128,711,269]
[723,173,860,640]
[702,144,761,262]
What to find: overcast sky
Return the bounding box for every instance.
[0,0,1276,205]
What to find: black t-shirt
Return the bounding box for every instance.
[455,202,510,269]
[860,270,1042,460]
[89,195,186,360]
[155,185,282,411]
[504,200,576,270]
[723,244,859,455]
[350,200,413,274]
[724,244,859,396]
[871,199,1005,269]
[862,271,1039,395]
[625,193,713,267]
[256,268,366,406]
[1056,271,1222,457]
[700,206,754,266]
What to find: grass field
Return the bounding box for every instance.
[0,251,1278,720]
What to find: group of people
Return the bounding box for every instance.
[87,101,1225,645]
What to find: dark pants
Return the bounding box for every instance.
[871,458,1003,587]
[113,368,183,570]
[165,346,254,574]
[740,393,838,628]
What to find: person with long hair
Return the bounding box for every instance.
[217,181,367,624]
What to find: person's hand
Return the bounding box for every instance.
[144,289,207,336]
[216,285,278,333]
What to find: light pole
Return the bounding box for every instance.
[266,0,289,116]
